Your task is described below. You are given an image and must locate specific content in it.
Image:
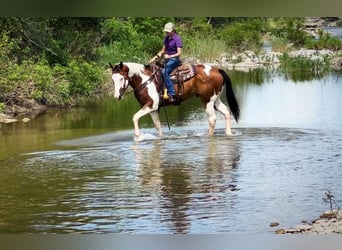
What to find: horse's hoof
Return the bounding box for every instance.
[134,133,159,142]
[134,134,144,142]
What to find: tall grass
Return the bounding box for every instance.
[182,35,227,63]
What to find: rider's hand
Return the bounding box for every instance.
[149,56,157,63]
[149,54,161,63]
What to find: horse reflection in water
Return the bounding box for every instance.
[131,135,240,233]
[110,61,240,140]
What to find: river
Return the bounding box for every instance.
[0,68,341,233]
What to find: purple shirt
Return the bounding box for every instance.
[163,33,182,56]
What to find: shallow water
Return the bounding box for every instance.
[0,70,341,233]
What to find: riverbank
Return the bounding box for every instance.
[209,48,342,72]
[273,210,342,234]
[1,49,341,124]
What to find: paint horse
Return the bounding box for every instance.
[109,61,240,139]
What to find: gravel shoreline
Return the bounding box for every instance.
[272,210,342,234]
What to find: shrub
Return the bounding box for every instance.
[305,29,342,51]
[217,18,268,53]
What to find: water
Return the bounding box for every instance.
[324,26,342,40]
[0,69,341,233]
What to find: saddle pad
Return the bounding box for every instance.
[170,64,197,83]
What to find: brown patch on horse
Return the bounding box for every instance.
[130,74,155,109]
[112,61,130,79]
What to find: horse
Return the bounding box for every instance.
[109,61,240,139]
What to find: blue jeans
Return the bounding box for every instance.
[162,57,180,96]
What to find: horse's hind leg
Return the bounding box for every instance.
[205,99,217,136]
[214,97,232,135]
[150,110,163,137]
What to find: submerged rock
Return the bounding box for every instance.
[0,113,18,123]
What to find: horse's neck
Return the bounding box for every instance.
[124,62,144,78]
[130,74,143,89]
[124,62,151,89]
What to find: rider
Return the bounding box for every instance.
[150,22,183,103]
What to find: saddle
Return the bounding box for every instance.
[170,64,197,83]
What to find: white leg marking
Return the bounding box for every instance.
[150,111,163,137]
[205,96,217,136]
[215,97,232,135]
[133,107,153,137]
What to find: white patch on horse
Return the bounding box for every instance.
[138,71,150,83]
[147,82,160,109]
[138,70,159,109]
[124,62,144,77]
[206,93,219,135]
[112,73,127,99]
[203,64,212,76]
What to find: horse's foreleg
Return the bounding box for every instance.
[215,98,232,135]
[132,107,153,137]
[205,100,217,136]
[150,111,163,137]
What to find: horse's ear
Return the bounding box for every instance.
[109,62,114,70]
[143,64,151,71]
[119,61,123,69]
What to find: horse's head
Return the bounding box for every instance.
[109,62,130,100]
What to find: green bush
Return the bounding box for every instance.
[0,102,5,113]
[217,18,268,53]
[271,18,309,47]
[279,53,330,81]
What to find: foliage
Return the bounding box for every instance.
[0,58,103,107]
[270,18,309,47]
[0,102,5,113]
[322,190,340,213]
[99,17,170,64]
[305,29,342,51]
[217,18,268,53]
[278,53,330,81]
[0,17,341,114]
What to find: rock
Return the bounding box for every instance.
[22,117,30,123]
[275,228,286,234]
[286,228,300,233]
[270,222,279,227]
[320,210,337,219]
[296,224,313,232]
[276,209,342,234]
[336,210,342,219]
[0,114,18,123]
[330,57,342,70]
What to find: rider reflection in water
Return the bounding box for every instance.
[150,22,183,104]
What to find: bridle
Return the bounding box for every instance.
[118,74,130,99]
[112,62,162,99]
[111,64,130,100]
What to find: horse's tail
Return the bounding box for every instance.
[218,69,240,122]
